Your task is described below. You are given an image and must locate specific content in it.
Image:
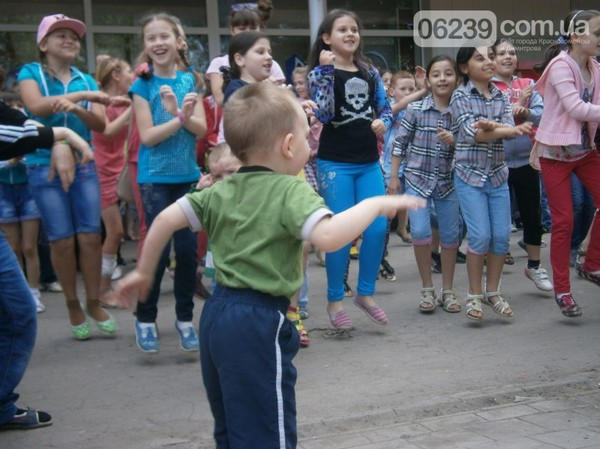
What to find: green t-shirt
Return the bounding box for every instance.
[178,167,330,298]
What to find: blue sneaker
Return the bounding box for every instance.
[175,321,199,352]
[135,320,159,353]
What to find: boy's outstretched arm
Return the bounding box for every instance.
[310,195,425,252]
[116,203,190,308]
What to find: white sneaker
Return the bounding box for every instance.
[111,266,123,281]
[31,289,45,313]
[41,281,62,292]
[524,267,553,292]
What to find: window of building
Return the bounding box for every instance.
[92,0,207,27]
[218,0,309,29]
[327,0,416,30]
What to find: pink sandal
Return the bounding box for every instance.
[328,309,353,329]
[353,297,388,325]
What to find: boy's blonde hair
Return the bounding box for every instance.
[391,70,415,85]
[291,66,308,80]
[223,83,301,163]
[208,143,233,168]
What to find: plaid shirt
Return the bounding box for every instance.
[449,81,514,187]
[392,95,454,198]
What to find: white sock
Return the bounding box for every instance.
[176,320,194,331]
[557,292,571,299]
[138,322,156,330]
[101,254,118,277]
[29,288,41,299]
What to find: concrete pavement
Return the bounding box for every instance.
[2,232,599,449]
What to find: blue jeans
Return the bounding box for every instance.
[27,163,101,241]
[0,183,40,223]
[316,159,387,301]
[405,186,460,248]
[137,183,197,323]
[454,177,511,255]
[0,231,37,425]
[571,173,594,249]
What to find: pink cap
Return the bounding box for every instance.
[36,14,86,45]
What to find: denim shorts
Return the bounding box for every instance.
[0,183,40,223]
[404,186,460,248]
[454,176,511,255]
[27,163,101,241]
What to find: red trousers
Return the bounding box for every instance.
[540,152,600,294]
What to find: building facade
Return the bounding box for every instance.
[0,0,598,86]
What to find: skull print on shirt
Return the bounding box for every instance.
[332,77,373,127]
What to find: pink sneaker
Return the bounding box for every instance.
[353,297,388,325]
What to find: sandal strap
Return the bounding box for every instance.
[420,288,436,303]
[466,297,482,313]
[440,289,459,305]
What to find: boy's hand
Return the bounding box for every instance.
[319,50,335,66]
[301,100,318,118]
[181,92,198,120]
[160,86,179,116]
[512,104,529,119]
[387,176,400,195]
[196,173,214,189]
[379,194,426,218]
[436,127,455,146]
[115,269,153,310]
[371,119,386,136]
[415,66,426,89]
[517,86,533,106]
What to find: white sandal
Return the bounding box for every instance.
[465,293,483,321]
[438,289,461,313]
[483,290,513,318]
[419,287,437,313]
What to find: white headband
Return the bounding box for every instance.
[567,10,585,35]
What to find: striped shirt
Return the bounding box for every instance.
[449,81,514,187]
[392,95,454,198]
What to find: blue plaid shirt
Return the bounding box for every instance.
[392,95,454,198]
[449,81,514,187]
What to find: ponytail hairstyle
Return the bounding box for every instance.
[169,14,205,92]
[456,47,478,85]
[223,30,268,92]
[534,9,600,73]
[230,0,273,30]
[308,9,372,82]
[95,57,127,90]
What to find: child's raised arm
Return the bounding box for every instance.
[310,195,425,252]
[116,203,190,307]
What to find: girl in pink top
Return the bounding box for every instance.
[206,1,284,107]
[534,9,600,317]
[92,57,134,303]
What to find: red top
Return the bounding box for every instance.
[92,104,128,177]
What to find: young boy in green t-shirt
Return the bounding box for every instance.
[117,83,424,449]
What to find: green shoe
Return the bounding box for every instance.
[71,321,91,340]
[95,315,117,335]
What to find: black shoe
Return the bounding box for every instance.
[0,408,52,431]
[456,250,467,264]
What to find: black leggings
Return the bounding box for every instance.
[508,165,543,247]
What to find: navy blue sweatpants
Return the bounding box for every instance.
[199,284,300,449]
